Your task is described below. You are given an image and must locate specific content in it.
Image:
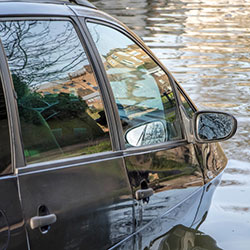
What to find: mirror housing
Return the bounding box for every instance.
[193,111,237,143]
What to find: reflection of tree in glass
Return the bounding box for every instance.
[13,74,104,153]
[0,20,112,162]
[12,74,87,123]
[0,21,87,87]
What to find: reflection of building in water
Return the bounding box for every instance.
[38,64,103,110]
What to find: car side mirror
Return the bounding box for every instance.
[194,111,237,143]
[125,120,166,147]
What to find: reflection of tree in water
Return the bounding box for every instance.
[0,20,87,87]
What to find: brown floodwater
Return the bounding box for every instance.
[89,0,250,249]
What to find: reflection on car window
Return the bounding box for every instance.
[198,113,234,140]
[87,23,183,147]
[0,78,11,174]
[0,20,111,164]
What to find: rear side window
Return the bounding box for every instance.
[87,22,183,148]
[0,77,11,174]
[0,20,111,164]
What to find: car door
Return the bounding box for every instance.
[177,86,228,226]
[0,41,27,249]
[0,17,135,250]
[86,21,205,247]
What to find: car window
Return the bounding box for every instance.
[0,20,111,164]
[87,22,183,148]
[0,76,11,174]
[179,90,195,118]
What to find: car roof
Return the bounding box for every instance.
[0,0,96,8]
[0,0,123,28]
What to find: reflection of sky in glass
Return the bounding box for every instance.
[133,75,163,110]
[110,73,163,110]
[88,23,132,55]
[0,21,87,87]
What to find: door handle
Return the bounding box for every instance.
[30,214,57,230]
[135,188,154,200]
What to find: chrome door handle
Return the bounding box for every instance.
[30,214,57,230]
[135,188,154,200]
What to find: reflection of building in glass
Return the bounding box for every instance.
[103,44,175,123]
[38,64,103,110]
[105,44,172,96]
[106,45,149,68]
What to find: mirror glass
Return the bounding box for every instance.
[125,121,166,147]
[197,112,235,141]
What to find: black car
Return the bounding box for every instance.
[0,0,237,249]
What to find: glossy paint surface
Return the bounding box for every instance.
[112,185,204,250]
[87,0,249,249]
[0,2,74,16]
[0,177,27,250]
[125,144,204,228]
[0,1,240,250]
[18,157,134,250]
[0,41,27,250]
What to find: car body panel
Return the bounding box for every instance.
[18,156,134,250]
[0,176,28,250]
[0,2,74,17]
[71,5,125,26]
[110,185,204,250]
[124,143,204,228]
[0,1,231,250]
[82,17,211,247]
[0,45,28,249]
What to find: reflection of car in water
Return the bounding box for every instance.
[0,1,237,250]
[154,224,222,250]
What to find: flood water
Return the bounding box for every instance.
[89,0,250,249]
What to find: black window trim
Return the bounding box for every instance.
[0,15,120,169]
[84,18,190,155]
[79,17,125,151]
[0,39,17,174]
[176,81,198,117]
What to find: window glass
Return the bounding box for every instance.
[179,91,195,118]
[0,20,111,164]
[0,78,11,174]
[87,23,183,147]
